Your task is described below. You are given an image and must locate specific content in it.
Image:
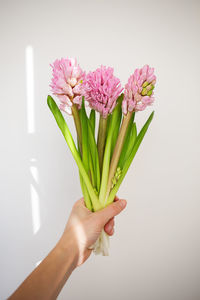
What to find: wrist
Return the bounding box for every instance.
[56,233,79,270]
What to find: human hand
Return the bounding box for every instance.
[58,197,127,266]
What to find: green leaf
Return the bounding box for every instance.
[124,122,137,162]
[107,111,154,205]
[118,117,136,169]
[80,98,89,173]
[107,93,123,140]
[89,109,96,136]
[77,137,92,210]
[106,113,111,138]
[88,121,101,192]
[79,99,100,206]
[47,95,102,211]
[97,116,108,173]
[111,106,122,157]
[47,95,77,155]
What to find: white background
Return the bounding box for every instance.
[0,0,200,299]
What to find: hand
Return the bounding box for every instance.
[58,197,127,266]
[8,198,127,300]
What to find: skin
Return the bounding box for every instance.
[8,197,127,300]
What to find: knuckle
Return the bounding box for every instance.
[112,203,121,215]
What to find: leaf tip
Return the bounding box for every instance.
[47,95,56,111]
[150,110,155,121]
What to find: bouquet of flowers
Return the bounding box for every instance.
[47,58,156,255]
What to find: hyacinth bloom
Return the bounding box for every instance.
[50,58,85,114]
[105,65,156,204]
[83,66,123,118]
[122,65,156,115]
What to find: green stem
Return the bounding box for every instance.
[88,120,100,192]
[118,120,136,169]
[71,104,82,151]
[79,171,93,211]
[97,115,108,173]
[89,153,95,187]
[98,128,113,205]
[89,109,96,136]
[104,111,133,203]
[98,101,122,205]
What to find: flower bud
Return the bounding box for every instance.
[122,65,156,114]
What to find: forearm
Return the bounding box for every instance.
[8,239,78,300]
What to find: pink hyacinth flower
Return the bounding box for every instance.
[122,65,156,115]
[83,66,123,118]
[50,58,85,114]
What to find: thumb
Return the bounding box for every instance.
[95,199,127,226]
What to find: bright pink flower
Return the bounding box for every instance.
[50,58,85,114]
[122,65,156,114]
[83,66,123,118]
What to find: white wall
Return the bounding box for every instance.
[0,0,200,299]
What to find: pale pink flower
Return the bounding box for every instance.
[50,58,85,114]
[83,66,123,118]
[122,65,156,114]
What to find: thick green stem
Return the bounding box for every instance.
[97,116,108,173]
[98,109,121,205]
[71,104,82,151]
[104,111,133,203]
[99,130,113,205]
[79,172,93,211]
[89,153,95,187]
[98,97,123,205]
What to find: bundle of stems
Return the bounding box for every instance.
[48,60,156,255]
[47,95,154,255]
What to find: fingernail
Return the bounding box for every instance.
[107,224,112,231]
[119,199,126,208]
[114,196,119,201]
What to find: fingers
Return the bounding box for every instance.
[104,217,115,236]
[73,198,84,208]
[95,199,127,226]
